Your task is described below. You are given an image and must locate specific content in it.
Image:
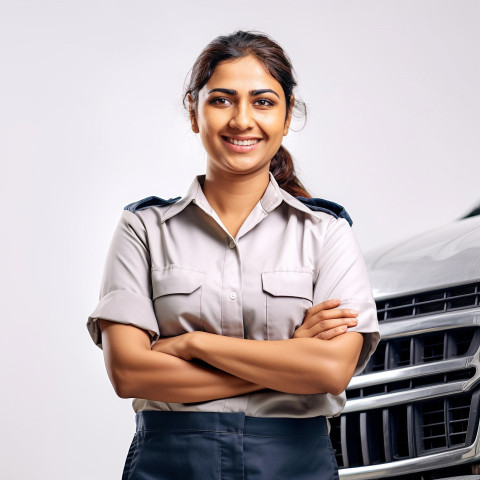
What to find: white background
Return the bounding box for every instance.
[1,1,479,478]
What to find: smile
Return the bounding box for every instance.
[223,137,261,146]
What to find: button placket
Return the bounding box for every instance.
[221,241,243,338]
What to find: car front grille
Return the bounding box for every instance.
[332,286,480,479]
[331,392,478,469]
[376,282,480,322]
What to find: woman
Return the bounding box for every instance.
[87,31,379,480]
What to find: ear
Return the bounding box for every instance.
[283,95,294,136]
[187,94,199,133]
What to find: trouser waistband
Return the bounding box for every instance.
[135,411,328,436]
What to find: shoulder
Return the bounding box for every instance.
[273,183,353,227]
[295,196,353,227]
[124,195,182,213]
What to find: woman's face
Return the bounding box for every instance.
[191,55,292,178]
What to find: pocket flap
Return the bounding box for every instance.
[152,267,205,298]
[261,271,313,301]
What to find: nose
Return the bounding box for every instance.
[228,102,254,130]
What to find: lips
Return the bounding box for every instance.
[221,136,262,153]
[223,136,261,145]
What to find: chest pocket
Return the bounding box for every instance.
[262,271,313,340]
[151,266,205,337]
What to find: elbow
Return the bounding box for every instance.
[307,332,362,395]
[308,381,345,397]
[108,367,136,399]
[326,383,348,397]
[325,368,352,396]
[311,365,353,396]
[113,383,132,399]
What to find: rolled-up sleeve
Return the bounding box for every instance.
[87,210,159,348]
[314,217,380,375]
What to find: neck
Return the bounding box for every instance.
[202,167,270,237]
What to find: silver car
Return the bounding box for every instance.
[331,206,480,480]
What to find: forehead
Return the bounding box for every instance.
[203,55,284,97]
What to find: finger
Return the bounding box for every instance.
[306,298,341,317]
[294,318,355,339]
[307,318,357,337]
[303,307,358,329]
[315,325,348,340]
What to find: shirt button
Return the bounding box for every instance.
[229,240,236,248]
[229,291,238,300]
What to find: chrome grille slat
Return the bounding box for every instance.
[349,356,474,389]
[338,438,477,479]
[360,412,369,466]
[382,409,392,463]
[343,382,467,413]
[379,308,480,339]
[340,415,348,467]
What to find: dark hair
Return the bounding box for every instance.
[184,30,310,198]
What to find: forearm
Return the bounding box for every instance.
[188,332,363,395]
[114,350,263,402]
[99,320,263,403]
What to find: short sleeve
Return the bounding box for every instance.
[313,217,380,375]
[87,210,159,348]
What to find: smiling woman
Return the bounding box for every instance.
[87,31,379,480]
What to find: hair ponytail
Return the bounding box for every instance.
[270,146,310,198]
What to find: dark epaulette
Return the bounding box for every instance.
[124,196,182,213]
[296,196,353,227]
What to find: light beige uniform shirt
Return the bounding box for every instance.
[87,173,379,418]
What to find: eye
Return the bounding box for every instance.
[210,97,232,106]
[254,98,275,107]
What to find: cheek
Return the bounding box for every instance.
[264,117,288,142]
[198,119,225,159]
[260,111,288,133]
[198,112,225,138]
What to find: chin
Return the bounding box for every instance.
[224,153,272,171]
[225,160,270,175]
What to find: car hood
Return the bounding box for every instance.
[365,215,480,300]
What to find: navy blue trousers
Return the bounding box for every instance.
[122,411,339,480]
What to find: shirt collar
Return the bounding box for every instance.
[160,172,316,223]
[265,172,317,217]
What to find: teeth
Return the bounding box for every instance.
[228,138,260,146]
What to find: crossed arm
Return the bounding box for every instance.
[99,299,363,403]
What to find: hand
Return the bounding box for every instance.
[151,332,197,361]
[293,299,358,340]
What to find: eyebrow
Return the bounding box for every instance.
[208,88,280,98]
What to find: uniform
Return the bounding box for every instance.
[87,173,380,479]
